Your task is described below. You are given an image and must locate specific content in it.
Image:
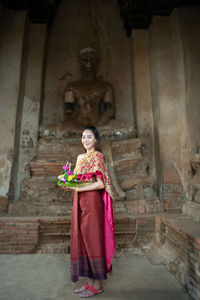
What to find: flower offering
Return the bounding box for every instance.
[55,164,81,187]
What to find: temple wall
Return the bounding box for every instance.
[0,3,199,213]
[42,0,135,125]
[132,7,200,210]
[0,9,26,200]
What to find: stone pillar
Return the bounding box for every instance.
[131,30,155,177]
[148,10,191,211]
[14,23,47,199]
[178,7,200,219]
[178,7,200,156]
[0,9,26,204]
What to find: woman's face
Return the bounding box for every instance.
[82,130,96,152]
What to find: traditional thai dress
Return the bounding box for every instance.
[70,151,115,282]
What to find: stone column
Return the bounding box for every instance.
[0,9,26,208]
[14,22,47,199]
[148,9,191,211]
[131,30,155,177]
[178,7,200,219]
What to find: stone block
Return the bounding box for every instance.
[0,196,8,213]
[30,161,66,177]
[37,138,82,163]
[8,201,35,216]
[114,158,148,176]
[124,198,163,214]
[120,177,156,199]
[9,200,72,217]
[10,176,73,216]
[182,201,200,221]
[111,138,142,161]
[191,153,200,177]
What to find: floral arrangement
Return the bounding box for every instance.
[56,164,81,187]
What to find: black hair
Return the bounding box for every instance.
[82,126,102,153]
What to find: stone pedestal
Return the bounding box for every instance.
[9,126,163,217]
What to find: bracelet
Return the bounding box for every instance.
[75,186,79,193]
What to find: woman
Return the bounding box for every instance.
[62,126,115,298]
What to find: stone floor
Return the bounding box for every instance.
[0,252,189,300]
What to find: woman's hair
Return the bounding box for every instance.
[82,126,102,152]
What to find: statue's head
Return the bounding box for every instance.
[80,47,99,75]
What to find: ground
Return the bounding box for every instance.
[0,252,189,300]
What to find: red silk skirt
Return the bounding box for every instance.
[70,190,107,282]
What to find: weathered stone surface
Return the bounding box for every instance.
[191,153,200,177]
[0,156,12,198]
[131,30,155,176]
[37,138,82,162]
[0,197,8,214]
[39,120,137,141]
[30,161,67,177]
[124,199,163,215]
[8,177,73,216]
[182,153,200,220]
[8,201,36,216]
[114,158,148,176]
[15,23,47,200]
[183,201,200,221]
[111,138,142,160]
[120,176,156,193]
[162,181,183,213]
[111,138,149,178]
[0,10,26,198]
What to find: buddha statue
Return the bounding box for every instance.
[64,47,114,126]
[39,47,136,140]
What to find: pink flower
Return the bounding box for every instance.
[67,170,73,175]
[62,165,69,170]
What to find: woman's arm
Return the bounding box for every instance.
[78,176,104,192]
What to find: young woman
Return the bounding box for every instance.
[62,126,115,298]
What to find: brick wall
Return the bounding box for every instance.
[0,216,155,254]
[162,174,183,212]
[155,215,200,300]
